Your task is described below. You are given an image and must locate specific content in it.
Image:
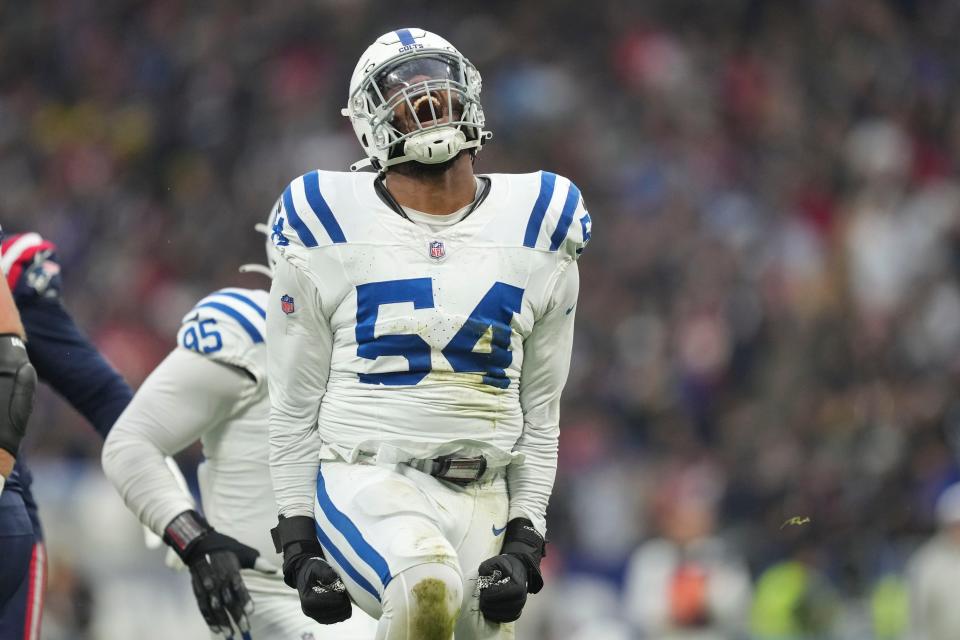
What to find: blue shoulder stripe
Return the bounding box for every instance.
[195,301,264,344]
[317,468,392,591]
[523,171,558,248]
[282,183,319,248]
[304,171,347,244]
[216,291,266,319]
[549,181,582,252]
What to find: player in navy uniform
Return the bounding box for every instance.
[0,232,133,640]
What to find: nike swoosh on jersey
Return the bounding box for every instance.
[565,305,576,315]
[492,524,507,537]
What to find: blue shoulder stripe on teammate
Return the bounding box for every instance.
[549,181,582,252]
[314,522,382,601]
[195,301,264,344]
[396,29,416,46]
[523,171,558,248]
[317,469,392,592]
[282,183,319,248]
[216,290,266,319]
[303,171,347,244]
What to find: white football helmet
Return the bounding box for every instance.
[238,202,280,277]
[343,28,492,172]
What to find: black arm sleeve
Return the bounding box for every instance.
[18,298,133,439]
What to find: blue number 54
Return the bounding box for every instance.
[355,279,523,388]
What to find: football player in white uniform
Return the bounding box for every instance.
[101,232,376,639]
[267,28,590,640]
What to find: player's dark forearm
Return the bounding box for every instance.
[18,298,133,438]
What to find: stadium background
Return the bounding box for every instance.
[5,0,960,637]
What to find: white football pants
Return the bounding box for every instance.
[313,459,517,640]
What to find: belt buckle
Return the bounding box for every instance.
[431,455,488,485]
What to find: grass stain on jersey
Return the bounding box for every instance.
[412,578,459,640]
[426,370,499,394]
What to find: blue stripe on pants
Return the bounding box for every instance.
[314,522,381,602]
[316,467,393,595]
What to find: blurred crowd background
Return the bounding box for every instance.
[6,0,960,638]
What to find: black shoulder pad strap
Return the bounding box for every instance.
[0,334,36,456]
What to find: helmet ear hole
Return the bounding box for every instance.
[361,133,369,148]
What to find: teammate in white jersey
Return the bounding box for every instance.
[101,235,376,639]
[267,28,591,640]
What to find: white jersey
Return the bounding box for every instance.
[104,287,377,637]
[104,287,284,593]
[267,169,590,535]
[176,287,269,384]
[175,288,284,594]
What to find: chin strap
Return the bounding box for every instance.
[238,264,272,277]
[349,157,374,172]
[350,132,492,172]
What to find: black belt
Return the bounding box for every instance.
[422,455,488,485]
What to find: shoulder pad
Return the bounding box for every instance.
[177,288,268,382]
[1,232,62,300]
[272,170,348,251]
[521,172,591,260]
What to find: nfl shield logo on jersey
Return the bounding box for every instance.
[280,294,295,314]
[429,240,446,261]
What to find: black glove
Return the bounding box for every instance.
[271,515,352,625]
[478,518,546,623]
[163,510,261,637]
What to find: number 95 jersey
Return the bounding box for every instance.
[267,169,590,467]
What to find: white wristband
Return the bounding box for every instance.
[0,474,5,498]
